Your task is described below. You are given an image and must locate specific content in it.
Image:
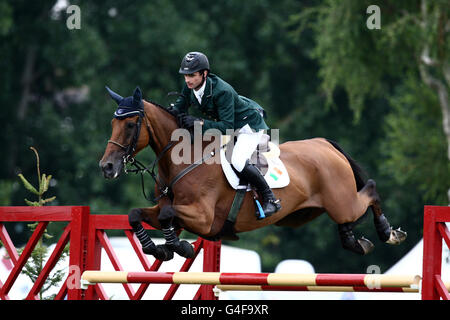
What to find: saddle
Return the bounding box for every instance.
[205,134,289,242]
[220,134,290,190]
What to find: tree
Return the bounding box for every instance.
[16,147,66,300]
[290,0,450,203]
[416,0,450,202]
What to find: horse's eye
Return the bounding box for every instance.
[126,122,135,129]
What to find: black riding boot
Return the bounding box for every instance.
[239,160,281,218]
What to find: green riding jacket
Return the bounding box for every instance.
[173,73,269,134]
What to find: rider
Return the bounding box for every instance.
[170,51,281,217]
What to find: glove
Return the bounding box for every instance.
[166,105,180,117]
[180,114,203,129]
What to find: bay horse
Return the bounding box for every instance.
[99,87,406,261]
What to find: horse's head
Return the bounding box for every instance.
[99,86,151,179]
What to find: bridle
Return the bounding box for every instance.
[107,106,214,203]
[108,111,145,165]
[108,109,174,202]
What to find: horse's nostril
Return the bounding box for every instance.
[102,162,114,173]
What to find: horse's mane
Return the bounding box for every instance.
[144,99,178,119]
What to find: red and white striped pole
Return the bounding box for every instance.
[81,271,421,289]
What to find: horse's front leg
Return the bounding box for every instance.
[128,206,174,261]
[158,205,195,259]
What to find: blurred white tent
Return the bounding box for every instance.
[99,237,262,300]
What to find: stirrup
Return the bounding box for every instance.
[255,198,281,220]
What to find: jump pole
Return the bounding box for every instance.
[214,285,421,293]
[81,271,421,290]
[215,281,450,293]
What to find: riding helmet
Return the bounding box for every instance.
[179,52,210,74]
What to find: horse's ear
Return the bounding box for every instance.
[105,86,123,105]
[133,86,142,104]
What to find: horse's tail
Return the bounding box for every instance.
[325,139,367,192]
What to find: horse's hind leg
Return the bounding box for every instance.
[337,179,406,255]
[331,180,376,255]
[335,179,382,255]
[366,179,407,245]
[338,223,374,255]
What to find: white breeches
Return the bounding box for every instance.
[230,124,264,172]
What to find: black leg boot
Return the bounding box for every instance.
[238,160,281,218]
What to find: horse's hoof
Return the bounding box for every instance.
[358,237,374,255]
[179,240,195,258]
[385,227,407,245]
[168,240,195,259]
[155,244,174,261]
[143,244,174,261]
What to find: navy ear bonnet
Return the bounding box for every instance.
[106,86,143,119]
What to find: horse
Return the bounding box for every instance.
[99,86,407,261]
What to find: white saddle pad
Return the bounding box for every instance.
[220,137,290,190]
